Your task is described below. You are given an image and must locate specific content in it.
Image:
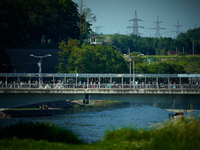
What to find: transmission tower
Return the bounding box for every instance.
[150,15,166,38]
[174,19,182,37]
[127,11,144,36]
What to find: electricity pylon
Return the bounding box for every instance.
[174,19,182,37]
[150,15,166,38]
[127,11,144,36]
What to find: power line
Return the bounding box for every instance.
[127,11,144,36]
[150,15,166,38]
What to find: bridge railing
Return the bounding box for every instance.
[0,83,200,89]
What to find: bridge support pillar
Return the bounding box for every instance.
[168,77,170,89]
[84,94,90,104]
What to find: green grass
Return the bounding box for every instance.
[0,116,200,150]
[74,100,122,108]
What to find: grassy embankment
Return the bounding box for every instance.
[0,116,200,150]
[142,55,200,73]
[74,100,122,108]
[123,54,200,74]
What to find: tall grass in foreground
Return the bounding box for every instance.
[99,116,200,149]
[0,116,200,150]
[0,121,81,144]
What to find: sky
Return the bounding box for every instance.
[72,0,200,38]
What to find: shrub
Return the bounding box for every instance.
[0,121,81,144]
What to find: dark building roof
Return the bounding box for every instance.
[5,49,60,73]
[168,51,180,55]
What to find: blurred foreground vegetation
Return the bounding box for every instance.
[0,116,199,150]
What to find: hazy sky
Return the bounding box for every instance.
[72,0,200,38]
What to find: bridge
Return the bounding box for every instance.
[0,73,200,111]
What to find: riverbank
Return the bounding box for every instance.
[10,100,113,109]
[0,116,200,150]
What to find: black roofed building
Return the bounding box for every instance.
[5,49,60,73]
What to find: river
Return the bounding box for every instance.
[0,102,199,143]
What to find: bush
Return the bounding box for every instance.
[0,121,81,144]
[99,117,200,150]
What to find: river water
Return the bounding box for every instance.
[0,102,199,143]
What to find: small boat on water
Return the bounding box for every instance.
[169,112,184,119]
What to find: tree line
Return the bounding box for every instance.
[57,39,200,74]
[100,27,200,55]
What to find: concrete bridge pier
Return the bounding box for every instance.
[83,94,90,104]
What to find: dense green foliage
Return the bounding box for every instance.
[101,28,200,55]
[57,39,200,74]
[137,55,200,74]
[0,0,83,48]
[0,121,81,144]
[56,39,129,73]
[0,116,200,150]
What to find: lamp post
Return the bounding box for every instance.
[29,54,51,88]
[129,54,144,88]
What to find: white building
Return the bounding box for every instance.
[87,35,103,45]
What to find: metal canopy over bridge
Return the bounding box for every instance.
[1,73,200,78]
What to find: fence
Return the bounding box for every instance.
[0,73,200,89]
[0,82,199,89]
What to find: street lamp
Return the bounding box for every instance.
[129,54,144,88]
[29,54,51,88]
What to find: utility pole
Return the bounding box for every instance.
[174,19,182,37]
[150,15,166,38]
[127,11,144,36]
[193,41,194,55]
[29,54,51,88]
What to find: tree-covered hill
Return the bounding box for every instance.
[100,28,200,55]
[56,39,200,74]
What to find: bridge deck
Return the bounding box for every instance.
[1,73,200,110]
[0,88,200,94]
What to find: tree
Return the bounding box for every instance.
[0,0,31,47]
[56,39,80,73]
[56,40,128,73]
[78,0,96,43]
[0,0,80,48]
[104,36,112,45]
